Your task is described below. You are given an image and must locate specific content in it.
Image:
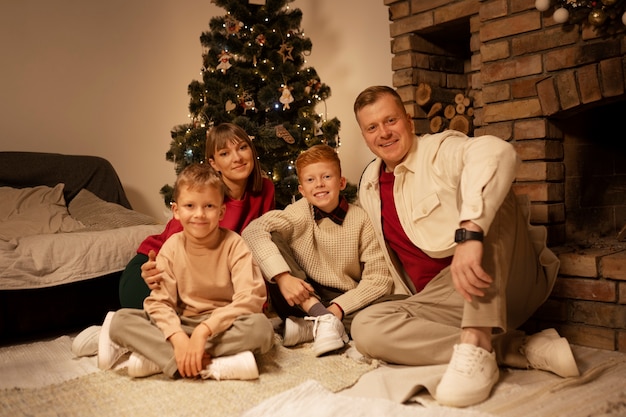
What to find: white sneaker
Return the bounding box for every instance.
[200,351,259,381]
[127,352,161,378]
[307,314,349,357]
[283,316,314,346]
[72,325,101,357]
[97,311,129,370]
[435,343,499,407]
[522,328,579,377]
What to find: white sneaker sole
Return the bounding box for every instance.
[127,353,161,378]
[71,325,101,357]
[313,337,345,357]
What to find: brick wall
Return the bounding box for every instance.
[384,0,626,351]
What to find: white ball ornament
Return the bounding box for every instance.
[535,0,551,12]
[622,11,626,26]
[553,8,570,23]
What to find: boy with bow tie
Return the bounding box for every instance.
[242,144,394,357]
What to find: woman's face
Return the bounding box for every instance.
[209,139,254,187]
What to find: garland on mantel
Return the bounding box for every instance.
[535,0,626,34]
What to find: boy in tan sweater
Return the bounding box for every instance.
[98,163,274,379]
[242,144,393,356]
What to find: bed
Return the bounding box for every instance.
[0,152,164,344]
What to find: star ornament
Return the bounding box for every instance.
[278,42,294,62]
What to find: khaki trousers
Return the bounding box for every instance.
[351,191,559,368]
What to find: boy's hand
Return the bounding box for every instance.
[274,273,314,307]
[170,332,192,377]
[170,327,211,378]
[142,250,163,290]
[186,325,212,377]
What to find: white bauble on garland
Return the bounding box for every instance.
[553,7,570,23]
[535,0,551,12]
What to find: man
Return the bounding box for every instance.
[350,86,578,407]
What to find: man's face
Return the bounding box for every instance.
[356,94,414,172]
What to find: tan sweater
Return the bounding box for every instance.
[145,229,266,340]
[242,198,393,315]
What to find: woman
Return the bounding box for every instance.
[119,123,276,309]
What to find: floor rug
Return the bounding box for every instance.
[0,335,98,389]
[0,334,377,417]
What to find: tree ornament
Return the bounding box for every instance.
[217,50,233,73]
[255,34,266,46]
[225,100,237,112]
[314,120,323,136]
[588,8,607,25]
[279,84,294,110]
[225,15,243,36]
[275,124,295,144]
[305,79,321,95]
[240,91,257,114]
[278,42,294,62]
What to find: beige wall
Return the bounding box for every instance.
[0,0,392,221]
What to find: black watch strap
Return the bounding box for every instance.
[454,228,484,243]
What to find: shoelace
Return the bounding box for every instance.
[201,360,226,380]
[449,345,481,376]
[305,316,323,337]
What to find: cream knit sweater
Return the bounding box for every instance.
[242,198,393,315]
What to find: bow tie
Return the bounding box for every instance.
[312,196,348,226]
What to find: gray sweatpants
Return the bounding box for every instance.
[109,309,274,378]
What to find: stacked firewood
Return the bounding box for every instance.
[415,82,474,135]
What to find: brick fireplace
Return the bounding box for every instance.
[384,0,626,351]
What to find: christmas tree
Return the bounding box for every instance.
[161,0,356,209]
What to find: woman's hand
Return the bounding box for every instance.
[141,250,163,290]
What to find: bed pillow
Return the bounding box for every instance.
[68,188,159,231]
[0,184,85,241]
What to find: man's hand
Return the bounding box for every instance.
[274,273,314,307]
[450,240,492,302]
[142,250,163,290]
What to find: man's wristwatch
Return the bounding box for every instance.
[454,228,484,243]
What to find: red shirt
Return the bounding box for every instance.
[137,177,275,256]
[379,169,452,292]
